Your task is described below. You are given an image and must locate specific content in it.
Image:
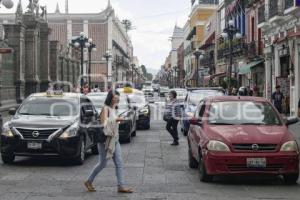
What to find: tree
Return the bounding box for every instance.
[140,65,147,77]
[146,73,153,81]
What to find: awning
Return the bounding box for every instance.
[186,27,196,41]
[238,60,264,75]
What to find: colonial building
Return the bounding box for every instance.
[186,0,218,86]
[0,0,134,89]
[258,0,300,116]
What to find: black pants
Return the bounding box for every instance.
[166,119,179,142]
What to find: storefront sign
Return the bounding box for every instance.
[0,48,13,54]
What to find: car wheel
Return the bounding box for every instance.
[283,173,299,184]
[1,153,15,164]
[199,153,213,182]
[188,147,198,169]
[74,137,85,165]
[91,144,99,155]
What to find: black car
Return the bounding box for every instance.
[127,93,151,130]
[0,92,99,165]
[87,92,137,143]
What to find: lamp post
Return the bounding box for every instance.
[86,38,97,87]
[221,19,242,91]
[131,63,135,84]
[103,50,112,86]
[71,32,89,89]
[193,49,204,87]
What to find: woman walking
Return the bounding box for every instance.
[84,90,133,193]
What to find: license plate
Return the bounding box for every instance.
[27,142,42,150]
[247,158,266,168]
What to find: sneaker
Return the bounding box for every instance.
[84,181,96,192]
[170,141,179,146]
[118,187,133,193]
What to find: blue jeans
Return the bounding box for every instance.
[87,142,124,187]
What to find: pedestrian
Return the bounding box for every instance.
[82,83,90,95]
[272,85,284,114]
[164,90,181,146]
[84,90,133,193]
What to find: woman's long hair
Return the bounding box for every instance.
[104,90,120,107]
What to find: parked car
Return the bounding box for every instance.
[188,96,299,183]
[88,90,137,143]
[1,92,99,165]
[128,92,151,130]
[160,86,170,97]
[86,92,108,114]
[180,88,225,136]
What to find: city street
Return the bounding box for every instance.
[0,103,299,200]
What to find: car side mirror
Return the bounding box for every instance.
[286,117,299,126]
[9,108,16,115]
[189,118,202,126]
[84,110,94,117]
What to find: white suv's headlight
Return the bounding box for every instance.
[280,141,299,152]
[207,140,230,152]
[1,123,14,137]
[60,122,79,138]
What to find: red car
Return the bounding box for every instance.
[188,96,299,183]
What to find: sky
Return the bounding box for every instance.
[1,0,191,75]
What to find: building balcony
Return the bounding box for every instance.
[217,38,247,61]
[284,0,300,16]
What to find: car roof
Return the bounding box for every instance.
[30,92,82,98]
[205,96,270,103]
[117,88,143,94]
[87,92,108,96]
[187,87,224,92]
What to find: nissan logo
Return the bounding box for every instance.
[32,131,40,138]
[252,144,259,151]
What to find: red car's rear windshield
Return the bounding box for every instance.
[208,101,282,126]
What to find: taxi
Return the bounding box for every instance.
[1,91,99,165]
[188,96,299,184]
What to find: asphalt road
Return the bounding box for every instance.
[0,103,299,200]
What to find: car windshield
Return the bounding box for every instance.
[174,89,187,97]
[18,97,79,116]
[208,101,282,125]
[128,94,146,104]
[161,87,169,91]
[188,90,224,105]
[118,95,129,110]
[88,96,106,109]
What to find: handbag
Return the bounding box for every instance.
[92,107,110,143]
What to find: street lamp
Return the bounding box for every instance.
[71,32,89,90]
[86,38,97,87]
[103,50,112,86]
[1,0,14,9]
[222,19,242,91]
[131,63,135,84]
[193,49,204,87]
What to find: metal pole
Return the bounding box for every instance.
[88,49,92,87]
[196,57,199,87]
[106,57,109,89]
[228,34,233,92]
[80,44,84,90]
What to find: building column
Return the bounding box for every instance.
[3,24,26,104]
[49,41,59,82]
[39,22,51,92]
[292,39,300,116]
[23,13,40,96]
